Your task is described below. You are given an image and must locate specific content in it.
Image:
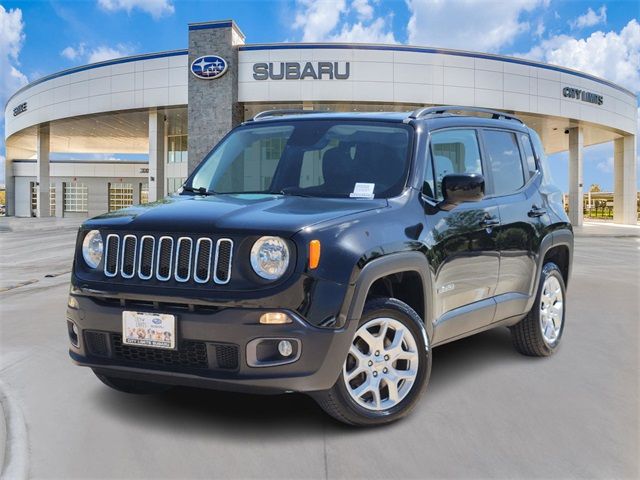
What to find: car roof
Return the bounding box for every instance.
[244,109,530,133]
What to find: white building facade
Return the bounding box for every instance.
[4,20,637,224]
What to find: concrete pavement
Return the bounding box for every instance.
[0,219,638,479]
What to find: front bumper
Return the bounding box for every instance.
[67,294,357,394]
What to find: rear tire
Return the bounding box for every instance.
[313,297,431,426]
[511,262,566,357]
[94,371,171,395]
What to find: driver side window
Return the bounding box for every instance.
[429,129,482,201]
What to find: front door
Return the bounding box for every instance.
[421,128,500,344]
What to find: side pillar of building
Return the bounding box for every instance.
[54,179,64,217]
[148,108,166,202]
[568,127,584,226]
[36,123,51,218]
[613,135,637,225]
[187,20,245,175]
[4,146,16,216]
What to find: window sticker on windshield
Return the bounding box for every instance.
[349,183,375,199]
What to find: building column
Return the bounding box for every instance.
[568,127,584,226]
[187,20,245,175]
[54,179,64,217]
[4,146,15,216]
[36,123,51,218]
[148,108,166,202]
[613,135,638,225]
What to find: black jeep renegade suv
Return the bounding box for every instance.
[68,106,573,426]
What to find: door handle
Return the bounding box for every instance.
[480,215,500,227]
[528,205,547,217]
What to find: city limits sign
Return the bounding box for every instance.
[562,86,603,106]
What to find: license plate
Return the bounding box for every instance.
[122,311,176,350]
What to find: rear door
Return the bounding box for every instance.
[480,128,545,320]
[422,128,500,343]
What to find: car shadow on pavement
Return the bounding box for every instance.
[91,326,523,435]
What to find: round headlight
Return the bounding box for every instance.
[250,236,290,280]
[82,230,103,269]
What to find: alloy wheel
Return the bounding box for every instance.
[343,317,419,411]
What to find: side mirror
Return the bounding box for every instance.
[441,173,485,207]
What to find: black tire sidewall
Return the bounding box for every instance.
[534,263,566,353]
[331,298,431,425]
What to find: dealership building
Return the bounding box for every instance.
[3,19,638,224]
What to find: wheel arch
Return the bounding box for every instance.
[344,252,434,342]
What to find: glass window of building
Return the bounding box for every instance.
[109,183,134,211]
[168,134,188,163]
[167,177,186,194]
[140,183,149,204]
[50,184,56,217]
[30,182,37,216]
[64,182,88,213]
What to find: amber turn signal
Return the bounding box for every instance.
[309,240,321,269]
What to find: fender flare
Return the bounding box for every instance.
[340,251,434,342]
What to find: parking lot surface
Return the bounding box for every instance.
[0,219,638,479]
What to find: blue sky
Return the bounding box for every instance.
[1,0,639,191]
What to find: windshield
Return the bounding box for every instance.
[188,120,413,198]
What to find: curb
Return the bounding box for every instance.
[0,381,28,480]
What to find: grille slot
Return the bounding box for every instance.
[156,236,174,281]
[174,237,193,282]
[120,235,137,278]
[111,334,208,369]
[104,234,120,277]
[138,235,155,279]
[214,239,233,284]
[99,233,233,284]
[194,238,213,283]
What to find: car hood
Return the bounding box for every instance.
[83,193,388,236]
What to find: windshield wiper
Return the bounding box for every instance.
[182,185,216,196]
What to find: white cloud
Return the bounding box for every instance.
[61,43,86,60]
[330,17,397,43]
[87,44,134,63]
[97,0,174,19]
[406,0,543,52]
[597,156,613,173]
[60,43,134,64]
[519,19,640,93]
[570,5,606,30]
[0,5,28,100]
[293,0,348,42]
[352,0,374,21]
[293,0,396,43]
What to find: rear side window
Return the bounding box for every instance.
[430,129,482,200]
[483,130,525,196]
[520,134,538,179]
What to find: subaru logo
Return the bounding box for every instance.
[190,55,228,80]
[152,318,162,325]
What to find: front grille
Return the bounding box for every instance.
[215,344,239,370]
[111,334,208,369]
[85,331,110,357]
[102,233,233,284]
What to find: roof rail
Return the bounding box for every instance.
[250,109,324,121]
[407,106,524,124]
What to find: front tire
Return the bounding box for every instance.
[313,297,431,426]
[511,262,566,356]
[93,371,171,395]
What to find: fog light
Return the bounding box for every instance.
[67,320,79,348]
[259,312,292,325]
[278,340,293,357]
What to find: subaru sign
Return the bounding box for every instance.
[191,55,228,80]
